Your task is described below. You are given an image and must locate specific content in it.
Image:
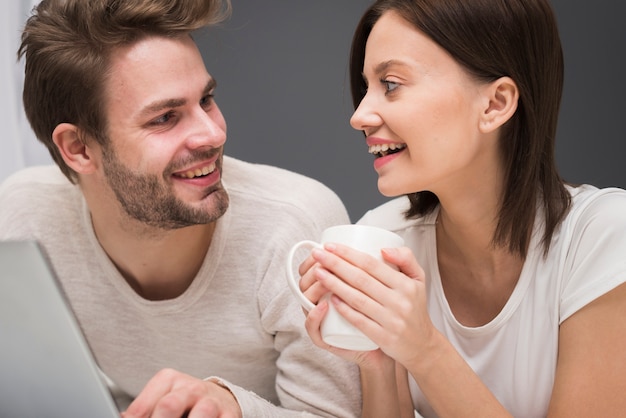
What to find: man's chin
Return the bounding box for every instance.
[197,188,230,223]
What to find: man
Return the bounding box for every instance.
[0,0,361,416]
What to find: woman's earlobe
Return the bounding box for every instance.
[479,77,519,133]
[52,123,97,174]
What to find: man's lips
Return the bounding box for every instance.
[173,161,217,179]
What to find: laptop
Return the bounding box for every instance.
[0,240,120,418]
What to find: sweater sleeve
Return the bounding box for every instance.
[208,377,334,418]
[238,181,361,417]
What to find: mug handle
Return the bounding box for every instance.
[286,240,321,311]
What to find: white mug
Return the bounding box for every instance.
[286,224,404,351]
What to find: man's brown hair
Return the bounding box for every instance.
[19,0,231,183]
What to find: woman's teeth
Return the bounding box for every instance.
[368,143,406,157]
[177,162,216,179]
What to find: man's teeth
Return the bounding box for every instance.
[368,143,406,156]
[178,162,216,179]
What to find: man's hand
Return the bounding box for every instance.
[121,369,242,418]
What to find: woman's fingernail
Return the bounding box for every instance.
[314,267,329,280]
[311,248,325,260]
[330,294,343,306]
[317,298,329,311]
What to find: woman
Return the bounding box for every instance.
[299,0,626,416]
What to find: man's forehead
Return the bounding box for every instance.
[103,35,211,111]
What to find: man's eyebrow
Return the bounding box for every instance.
[203,78,217,96]
[139,78,217,117]
[140,98,186,118]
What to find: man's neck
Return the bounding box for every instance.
[92,214,216,300]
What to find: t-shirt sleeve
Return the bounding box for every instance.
[559,188,626,322]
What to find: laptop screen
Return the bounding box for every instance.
[0,240,120,418]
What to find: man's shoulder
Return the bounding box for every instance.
[222,155,349,222]
[224,156,322,183]
[0,165,78,210]
[0,165,81,240]
[224,156,342,202]
[1,165,71,191]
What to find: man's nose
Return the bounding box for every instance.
[185,107,227,149]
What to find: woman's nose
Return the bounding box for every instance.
[349,94,382,133]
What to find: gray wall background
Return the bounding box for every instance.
[197,1,626,222]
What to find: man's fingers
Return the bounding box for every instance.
[124,368,179,417]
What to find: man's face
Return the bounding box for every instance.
[99,35,229,229]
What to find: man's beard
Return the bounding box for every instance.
[101,145,229,230]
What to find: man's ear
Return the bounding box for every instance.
[52,123,97,174]
[479,76,519,133]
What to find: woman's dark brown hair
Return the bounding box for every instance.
[350,0,571,257]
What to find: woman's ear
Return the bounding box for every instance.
[52,123,97,174]
[479,76,519,133]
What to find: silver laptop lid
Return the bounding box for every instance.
[0,240,120,418]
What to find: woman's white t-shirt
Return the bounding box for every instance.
[358,185,626,418]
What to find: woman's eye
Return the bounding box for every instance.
[382,79,399,93]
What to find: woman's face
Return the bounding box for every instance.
[351,11,499,199]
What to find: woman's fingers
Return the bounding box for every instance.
[298,255,331,305]
[298,254,317,276]
[310,243,430,357]
[312,262,387,338]
[304,298,330,347]
[304,297,383,364]
[381,247,425,282]
[311,244,396,305]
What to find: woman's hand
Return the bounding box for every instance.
[297,253,329,307]
[304,295,394,368]
[308,243,436,368]
[299,249,392,368]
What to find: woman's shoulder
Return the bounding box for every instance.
[548,184,626,322]
[551,184,626,248]
[356,196,436,233]
[567,184,626,221]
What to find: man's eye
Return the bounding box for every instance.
[153,111,174,125]
[200,93,214,109]
[382,79,399,93]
